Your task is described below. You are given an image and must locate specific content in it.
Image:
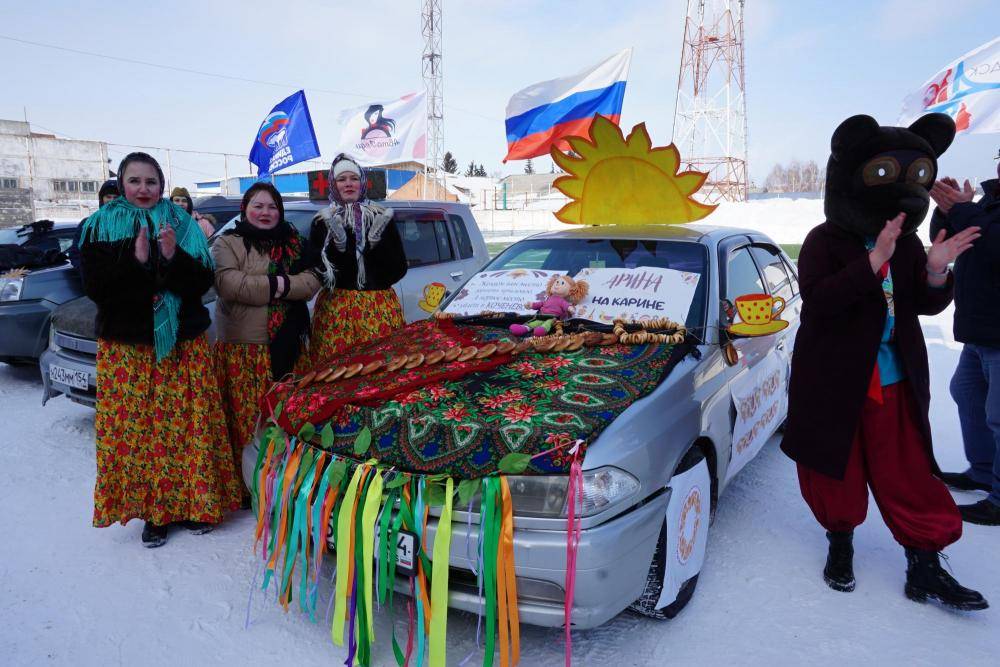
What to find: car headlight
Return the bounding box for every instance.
[0,277,24,302]
[462,466,640,519]
[48,325,61,353]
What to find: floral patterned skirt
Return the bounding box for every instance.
[215,341,271,481]
[93,335,243,527]
[308,288,404,367]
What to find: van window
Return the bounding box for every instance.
[395,212,455,267]
[750,245,794,301]
[447,214,475,259]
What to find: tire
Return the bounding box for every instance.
[628,447,707,620]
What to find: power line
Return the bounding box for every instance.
[0,33,504,121]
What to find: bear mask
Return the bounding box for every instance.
[825,113,956,238]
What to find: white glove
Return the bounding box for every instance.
[328,213,348,252]
[368,207,394,245]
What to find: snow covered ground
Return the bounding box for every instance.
[2,304,997,666]
[1,199,996,665]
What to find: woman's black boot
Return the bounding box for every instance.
[141,522,168,548]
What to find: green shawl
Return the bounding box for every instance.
[80,197,214,362]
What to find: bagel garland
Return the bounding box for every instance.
[294,317,686,388]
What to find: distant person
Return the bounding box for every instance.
[212,182,320,492]
[781,114,987,610]
[79,151,242,548]
[170,186,214,238]
[68,179,118,271]
[307,154,407,366]
[929,148,1000,526]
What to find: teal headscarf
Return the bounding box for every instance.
[80,196,214,362]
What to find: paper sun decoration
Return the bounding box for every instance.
[550,115,717,226]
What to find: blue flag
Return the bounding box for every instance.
[249,90,320,177]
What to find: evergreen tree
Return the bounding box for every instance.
[524,159,535,175]
[475,164,487,177]
[464,161,476,177]
[442,151,458,174]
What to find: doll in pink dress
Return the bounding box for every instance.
[510,273,589,337]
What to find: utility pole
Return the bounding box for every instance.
[422,0,443,200]
[672,0,749,203]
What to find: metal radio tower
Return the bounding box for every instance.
[672,0,749,203]
[422,0,443,197]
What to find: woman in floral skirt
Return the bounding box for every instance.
[308,154,407,365]
[213,182,320,480]
[80,152,243,548]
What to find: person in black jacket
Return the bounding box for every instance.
[306,153,407,366]
[68,179,119,272]
[79,152,242,548]
[930,150,1000,526]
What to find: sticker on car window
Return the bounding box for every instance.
[589,260,606,268]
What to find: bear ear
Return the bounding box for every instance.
[831,115,880,159]
[908,113,956,157]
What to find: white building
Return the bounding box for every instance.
[0,120,110,226]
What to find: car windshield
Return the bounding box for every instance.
[484,237,709,330]
[0,229,28,245]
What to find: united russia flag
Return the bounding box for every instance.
[503,49,632,162]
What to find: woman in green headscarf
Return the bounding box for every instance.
[80,152,243,548]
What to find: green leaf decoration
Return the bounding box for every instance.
[353,426,372,456]
[498,452,532,474]
[320,423,335,449]
[327,459,348,489]
[272,400,284,422]
[456,479,480,506]
[426,481,447,507]
[385,473,410,489]
[298,422,315,443]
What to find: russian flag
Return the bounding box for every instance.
[503,49,632,162]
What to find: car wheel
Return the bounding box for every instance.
[629,447,710,620]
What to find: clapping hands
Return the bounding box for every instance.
[930,178,975,214]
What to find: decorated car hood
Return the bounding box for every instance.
[262,317,692,478]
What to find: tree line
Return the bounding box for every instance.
[763,159,825,193]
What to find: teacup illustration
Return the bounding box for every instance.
[418,282,447,313]
[735,293,785,325]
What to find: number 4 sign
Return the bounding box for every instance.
[394,530,419,577]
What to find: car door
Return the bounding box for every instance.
[719,239,786,482]
[393,209,464,322]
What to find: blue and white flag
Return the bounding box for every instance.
[249,90,320,177]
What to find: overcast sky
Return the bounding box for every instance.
[1,0,996,188]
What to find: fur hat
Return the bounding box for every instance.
[332,157,362,180]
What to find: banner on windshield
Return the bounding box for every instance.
[571,266,700,325]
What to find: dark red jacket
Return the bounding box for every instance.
[780,221,953,479]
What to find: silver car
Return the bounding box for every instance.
[242,222,801,627]
[40,199,490,407]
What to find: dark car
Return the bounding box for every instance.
[0,220,82,364]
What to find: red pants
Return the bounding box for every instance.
[797,382,962,551]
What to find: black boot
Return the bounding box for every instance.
[904,548,989,611]
[823,530,855,592]
[141,522,168,548]
[178,520,215,535]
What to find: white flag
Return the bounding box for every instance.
[335,92,427,166]
[898,36,1000,135]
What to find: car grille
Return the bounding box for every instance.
[54,330,97,358]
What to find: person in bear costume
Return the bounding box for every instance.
[780,113,988,610]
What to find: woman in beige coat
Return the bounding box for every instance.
[213,183,321,479]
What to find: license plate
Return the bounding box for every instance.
[49,364,89,390]
[328,517,419,578]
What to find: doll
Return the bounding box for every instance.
[510,273,589,337]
